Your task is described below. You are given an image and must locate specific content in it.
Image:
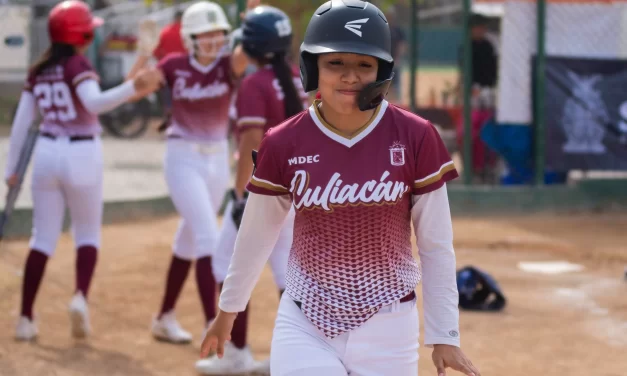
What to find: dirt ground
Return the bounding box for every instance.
[0,213,626,376]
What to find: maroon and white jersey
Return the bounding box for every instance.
[25,55,101,136]
[235,65,308,135]
[246,100,458,338]
[158,52,233,142]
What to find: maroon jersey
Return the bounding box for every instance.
[158,52,233,142]
[235,65,308,136]
[246,100,458,338]
[25,55,100,136]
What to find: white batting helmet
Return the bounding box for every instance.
[180,1,231,54]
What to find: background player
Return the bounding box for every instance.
[195,5,308,375]
[4,0,162,341]
[127,0,250,344]
[201,1,481,376]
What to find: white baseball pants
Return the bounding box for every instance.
[164,138,230,260]
[29,135,104,256]
[270,292,420,376]
[212,202,294,289]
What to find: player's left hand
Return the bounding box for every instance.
[200,310,237,359]
[5,174,17,187]
[240,0,261,20]
[432,344,480,376]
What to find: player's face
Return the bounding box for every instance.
[194,30,227,58]
[317,53,378,115]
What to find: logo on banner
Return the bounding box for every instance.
[618,101,627,145]
[561,71,608,154]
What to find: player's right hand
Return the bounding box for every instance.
[230,190,248,230]
[200,310,237,359]
[133,67,164,94]
[5,174,17,187]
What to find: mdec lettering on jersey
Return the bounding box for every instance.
[288,155,320,165]
[290,170,409,212]
[172,77,230,101]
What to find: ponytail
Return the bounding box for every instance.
[30,43,76,76]
[270,53,303,119]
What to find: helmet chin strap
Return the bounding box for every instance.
[357,72,395,111]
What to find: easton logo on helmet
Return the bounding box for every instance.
[344,18,369,37]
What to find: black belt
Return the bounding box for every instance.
[293,290,416,310]
[40,132,94,142]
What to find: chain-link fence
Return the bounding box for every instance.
[392,0,627,187]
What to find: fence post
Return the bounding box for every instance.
[535,0,547,185]
[409,0,418,112]
[462,0,472,185]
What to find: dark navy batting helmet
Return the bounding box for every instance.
[300,0,394,111]
[240,5,293,59]
[457,266,506,312]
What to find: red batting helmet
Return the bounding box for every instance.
[48,0,104,46]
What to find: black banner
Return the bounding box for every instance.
[544,56,627,171]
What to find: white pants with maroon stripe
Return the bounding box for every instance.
[29,135,104,256]
[212,202,294,289]
[271,292,420,376]
[164,138,230,260]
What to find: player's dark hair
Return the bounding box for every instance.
[269,53,303,119]
[30,43,76,76]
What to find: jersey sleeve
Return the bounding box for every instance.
[413,122,459,195]
[65,55,99,88]
[235,78,266,132]
[23,71,35,92]
[246,132,289,196]
[157,55,174,87]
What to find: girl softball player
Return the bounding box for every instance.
[128,0,251,344]
[195,6,308,375]
[201,1,481,376]
[5,0,163,341]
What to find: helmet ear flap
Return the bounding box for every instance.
[300,52,318,93]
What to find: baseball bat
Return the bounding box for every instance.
[0,122,39,241]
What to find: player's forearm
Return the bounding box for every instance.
[412,184,461,347]
[76,79,137,115]
[219,193,290,312]
[5,92,36,179]
[234,129,263,198]
[230,44,249,79]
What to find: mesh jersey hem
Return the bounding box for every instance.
[413,161,459,195]
[290,286,418,339]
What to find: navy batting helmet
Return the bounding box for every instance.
[240,5,292,59]
[457,266,506,312]
[300,0,394,111]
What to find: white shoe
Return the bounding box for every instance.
[69,292,90,338]
[151,310,192,344]
[15,316,38,341]
[195,341,261,375]
[251,358,271,376]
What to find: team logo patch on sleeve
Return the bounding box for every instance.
[389,141,405,166]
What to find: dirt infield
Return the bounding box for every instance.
[0,213,626,376]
